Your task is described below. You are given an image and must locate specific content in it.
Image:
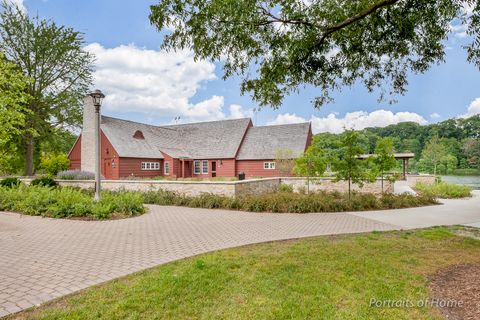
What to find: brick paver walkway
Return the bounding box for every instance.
[0,206,397,317]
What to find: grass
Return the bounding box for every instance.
[415,182,472,199]
[142,189,438,213]
[0,185,145,219]
[10,227,480,320]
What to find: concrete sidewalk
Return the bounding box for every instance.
[351,190,480,229]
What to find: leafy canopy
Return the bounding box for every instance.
[0,52,31,174]
[333,130,375,196]
[0,1,94,175]
[150,0,477,108]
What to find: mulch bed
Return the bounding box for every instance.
[429,263,480,320]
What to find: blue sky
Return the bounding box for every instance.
[18,0,480,132]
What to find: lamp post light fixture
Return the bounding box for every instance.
[90,89,105,201]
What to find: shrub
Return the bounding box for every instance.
[141,188,437,213]
[278,183,294,193]
[40,153,70,176]
[0,177,21,188]
[415,182,472,199]
[31,176,57,187]
[0,186,145,219]
[57,170,95,180]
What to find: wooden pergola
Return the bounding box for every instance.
[358,153,415,180]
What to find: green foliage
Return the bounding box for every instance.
[150,0,469,109]
[373,137,397,192]
[0,185,146,219]
[0,2,94,175]
[294,141,329,193]
[274,148,295,176]
[463,138,480,169]
[332,130,374,197]
[0,177,21,188]
[0,52,31,175]
[142,189,437,213]
[40,153,70,176]
[415,182,472,199]
[278,183,294,193]
[31,176,58,187]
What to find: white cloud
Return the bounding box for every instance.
[269,109,428,134]
[85,43,229,122]
[461,97,480,118]
[430,112,440,119]
[229,104,253,119]
[450,23,468,38]
[268,113,307,125]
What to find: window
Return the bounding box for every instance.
[202,160,208,174]
[264,162,275,170]
[141,162,160,171]
[164,161,170,175]
[194,160,201,174]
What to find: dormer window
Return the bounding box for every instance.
[133,130,145,139]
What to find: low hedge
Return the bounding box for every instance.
[0,185,145,219]
[415,182,472,199]
[142,189,438,213]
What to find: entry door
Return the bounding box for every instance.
[211,161,217,177]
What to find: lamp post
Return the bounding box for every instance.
[90,89,105,201]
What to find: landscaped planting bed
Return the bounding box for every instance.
[0,181,438,219]
[415,182,472,199]
[142,189,438,213]
[0,185,145,219]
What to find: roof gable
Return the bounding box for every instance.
[99,116,252,159]
[236,123,311,160]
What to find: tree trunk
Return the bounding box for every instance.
[25,134,35,176]
[381,170,384,193]
[307,176,310,194]
[348,178,351,200]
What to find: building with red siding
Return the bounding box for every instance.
[68,96,312,180]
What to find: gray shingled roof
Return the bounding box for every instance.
[236,123,311,160]
[100,116,252,159]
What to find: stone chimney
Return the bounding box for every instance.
[81,95,99,173]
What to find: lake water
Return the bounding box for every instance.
[440,175,480,190]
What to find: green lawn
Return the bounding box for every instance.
[11,228,480,320]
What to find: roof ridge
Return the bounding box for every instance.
[253,122,310,128]
[102,115,251,129]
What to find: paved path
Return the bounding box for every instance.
[1,191,479,317]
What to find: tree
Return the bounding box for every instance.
[333,130,374,198]
[150,0,474,109]
[275,148,295,176]
[0,1,94,175]
[421,136,448,176]
[373,137,397,193]
[463,138,480,169]
[294,144,328,194]
[0,52,31,174]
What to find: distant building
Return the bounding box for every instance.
[68,96,312,179]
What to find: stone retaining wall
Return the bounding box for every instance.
[280,177,394,194]
[18,176,399,196]
[405,174,436,187]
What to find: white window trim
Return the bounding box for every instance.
[264,162,276,170]
[202,160,208,174]
[141,162,161,171]
[164,161,170,175]
[194,160,201,174]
